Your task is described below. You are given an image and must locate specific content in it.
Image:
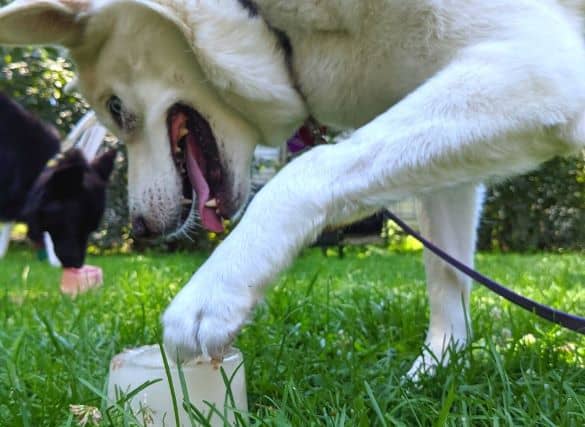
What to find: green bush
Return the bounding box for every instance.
[479,154,585,252]
[0,46,88,131]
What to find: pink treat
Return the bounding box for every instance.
[60,265,103,296]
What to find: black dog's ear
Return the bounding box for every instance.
[22,149,87,218]
[45,149,87,198]
[91,150,117,182]
[49,163,85,197]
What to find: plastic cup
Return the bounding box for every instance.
[107,345,247,426]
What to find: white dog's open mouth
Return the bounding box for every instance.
[167,104,226,234]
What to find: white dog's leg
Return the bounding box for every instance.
[405,184,484,380]
[44,232,62,268]
[0,223,13,258]
[163,43,585,361]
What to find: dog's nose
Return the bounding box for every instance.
[131,216,151,239]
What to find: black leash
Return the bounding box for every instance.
[288,122,584,334]
[386,211,585,335]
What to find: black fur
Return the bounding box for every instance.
[0,93,116,267]
[271,27,293,71]
[237,0,258,16]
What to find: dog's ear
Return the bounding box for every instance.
[45,149,87,198]
[185,2,307,140]
[49,163,85,197]
[22,149,87,218]
[39,149,88,200]
[0,0,88,47]
[90,149,117,182]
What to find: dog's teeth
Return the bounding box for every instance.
[181,198,192,205]
[205,198,218,208]
[178,127,189,138]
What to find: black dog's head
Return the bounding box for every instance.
[23,149,117,268]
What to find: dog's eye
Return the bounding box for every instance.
[106,96,124,124]
[106,95,137,131]
[107,95,123,115]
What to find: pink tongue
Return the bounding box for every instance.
[185,136,224,233]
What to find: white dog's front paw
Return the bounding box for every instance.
[405,334,467,382]
[162,278,254,362]
[405,350,441,382]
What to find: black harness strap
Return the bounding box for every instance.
[386,211,585,335]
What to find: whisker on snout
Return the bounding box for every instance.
[163,196,203,242]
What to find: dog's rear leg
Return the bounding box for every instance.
[0,223,13,258]
[405,184,484,380]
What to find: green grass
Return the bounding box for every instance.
[0,246,584,426]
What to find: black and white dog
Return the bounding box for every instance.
[0,92,115,268]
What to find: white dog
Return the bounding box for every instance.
[1,0,584,377]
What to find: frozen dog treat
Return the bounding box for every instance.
[107,345,247,426]
[60,265,103,296]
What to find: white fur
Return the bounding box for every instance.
[0,223,12,258]
[2,0,585,377]
[406,184,484,380]
[43,231,62,267]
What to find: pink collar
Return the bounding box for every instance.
[287,118,327,154]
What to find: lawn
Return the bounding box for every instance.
[0,247,584,426]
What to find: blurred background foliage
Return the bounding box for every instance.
[1,42,583,252]
[0,46,87,129]
[478,155,585,252]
